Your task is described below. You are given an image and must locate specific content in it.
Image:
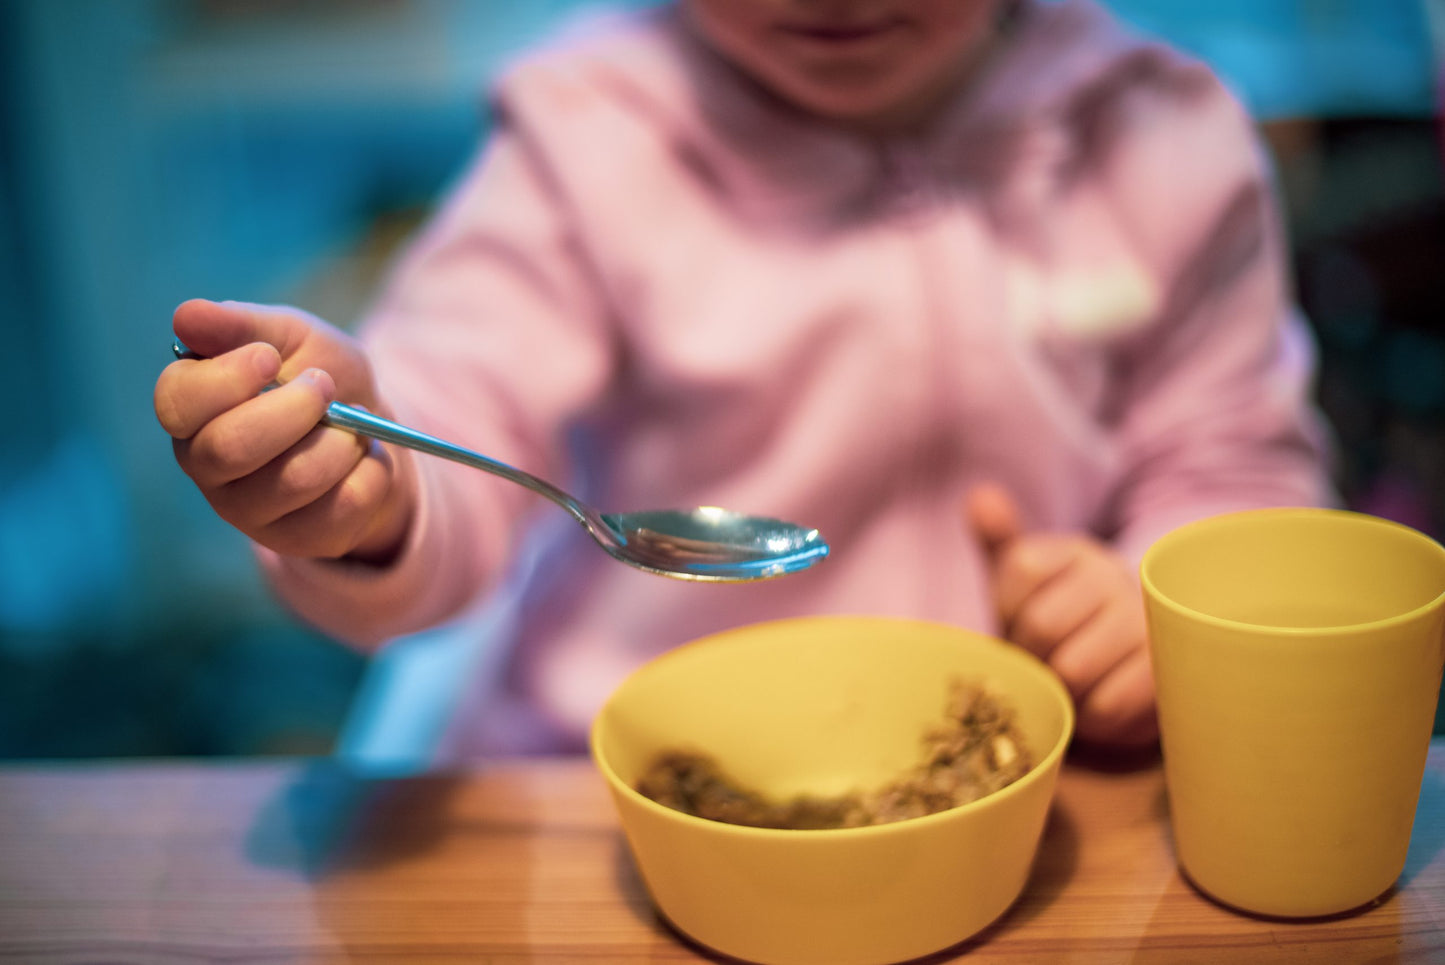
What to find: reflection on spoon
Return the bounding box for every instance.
[612,511,829,579]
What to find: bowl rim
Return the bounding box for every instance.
[589,614,1076,839]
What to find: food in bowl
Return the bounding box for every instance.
[636,678,1031,829]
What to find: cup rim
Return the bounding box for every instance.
[1139,507,1445,636]
[588,614,1075,839]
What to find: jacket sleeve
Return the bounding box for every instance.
[1099,70,1336,563]
[257,108,618,648]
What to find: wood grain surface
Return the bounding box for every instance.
[1,741,1441,963]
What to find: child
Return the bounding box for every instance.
[154,0,1332,754]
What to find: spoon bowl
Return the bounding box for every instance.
[172,341,828,581]
[598,507,829,580]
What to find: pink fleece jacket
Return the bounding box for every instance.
[260,0,1332,754]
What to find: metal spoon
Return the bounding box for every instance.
[171,341,828,581]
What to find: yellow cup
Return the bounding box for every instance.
[1141,508,1445,917]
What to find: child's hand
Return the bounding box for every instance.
[966,483,1158,747]
[154,299,415,564]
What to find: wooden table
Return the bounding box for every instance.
[1,742,1441,964]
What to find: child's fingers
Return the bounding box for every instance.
[171,298,310,363]
[1045,597,1141,697]
[966,481,1067,633]
[174,369,339,489]
[249,451,398,560]
[155,342,282,440]
[204,421,371,532]
[1074,647,1158,746]
[1004,559,1103,660]
[991,535,1077,628]
[964,481,1023,556]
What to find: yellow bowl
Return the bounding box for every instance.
[590,615,1075,965]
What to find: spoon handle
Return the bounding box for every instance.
[320,401,588,523]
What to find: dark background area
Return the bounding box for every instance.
[1,0,1441,759]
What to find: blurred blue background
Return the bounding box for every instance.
[0,0,1441,758]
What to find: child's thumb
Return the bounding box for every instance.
[964,482,1023,557]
